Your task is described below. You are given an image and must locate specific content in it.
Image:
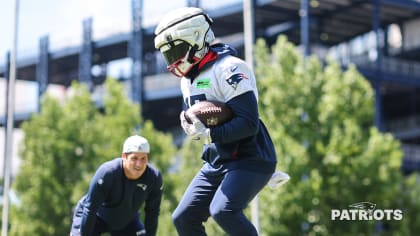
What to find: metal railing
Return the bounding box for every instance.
[386,115,420,133]
[401,144,420,171]
[348,54,420,78]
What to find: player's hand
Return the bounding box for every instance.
[180,111,211,143]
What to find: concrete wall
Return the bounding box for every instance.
[403,17,420,50]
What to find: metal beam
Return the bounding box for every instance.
[129,0,143,104]
[374,0,384,131]
[394,127,420,140]
[2,0,19,234]
[317,0,367,18]
[358,68,420,87]
[36,35,49,111]
[2,52,10,178]
[263,21,298,38]
[382,0,420,10]
[78,18,93,91]
[300,0,310,57]
[244,0,260,232]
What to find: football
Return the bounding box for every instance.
[184,100,234,127]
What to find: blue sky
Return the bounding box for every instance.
[0,0,190,63]
[0,0,240,63]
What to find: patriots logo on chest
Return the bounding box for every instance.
[137,183,148,191]
[225,73,248,90]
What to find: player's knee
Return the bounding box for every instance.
[172,211,182,227]
[172,208,189,228]
[209,206,229,223]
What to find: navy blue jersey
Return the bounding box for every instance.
[79,158,162,236]
[181,44,277,172]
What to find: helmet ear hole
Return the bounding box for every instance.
[194,31,200,41]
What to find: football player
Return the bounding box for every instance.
[155,7,282,236]
[69,135,163,236]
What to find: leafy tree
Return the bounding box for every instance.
[9,79,177,236]
[254,36,420,235]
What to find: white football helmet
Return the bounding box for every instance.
[154,7,215,77]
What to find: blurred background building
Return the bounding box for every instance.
[1,0,420,176]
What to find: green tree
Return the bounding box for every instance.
[9,79,177,236]
[254,36,420,235]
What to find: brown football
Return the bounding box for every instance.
[184,100,234,127]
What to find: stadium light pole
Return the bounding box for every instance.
[2,0,20,235]
[243,0,260,233]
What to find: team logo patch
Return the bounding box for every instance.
[226,73,248,90]
[196,78,211,89]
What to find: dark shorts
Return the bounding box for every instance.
[70,198,145,236]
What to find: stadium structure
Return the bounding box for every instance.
[1,0,420,173]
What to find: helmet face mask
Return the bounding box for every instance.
[160,40,200,77]
[160,40,191,65]
[154,7,215,77]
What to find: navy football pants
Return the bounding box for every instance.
[172,164,273,236]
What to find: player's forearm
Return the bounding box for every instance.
[144,186,162,236]
[144,213,159,236]
[211,91,259,143]
[80,186,105,236]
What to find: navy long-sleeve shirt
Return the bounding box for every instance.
[206,91,277,172]
[79,158,163,236]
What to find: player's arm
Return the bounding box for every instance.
[210,90,259,143]
[144,172,163,236]
[80,169,110,236]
